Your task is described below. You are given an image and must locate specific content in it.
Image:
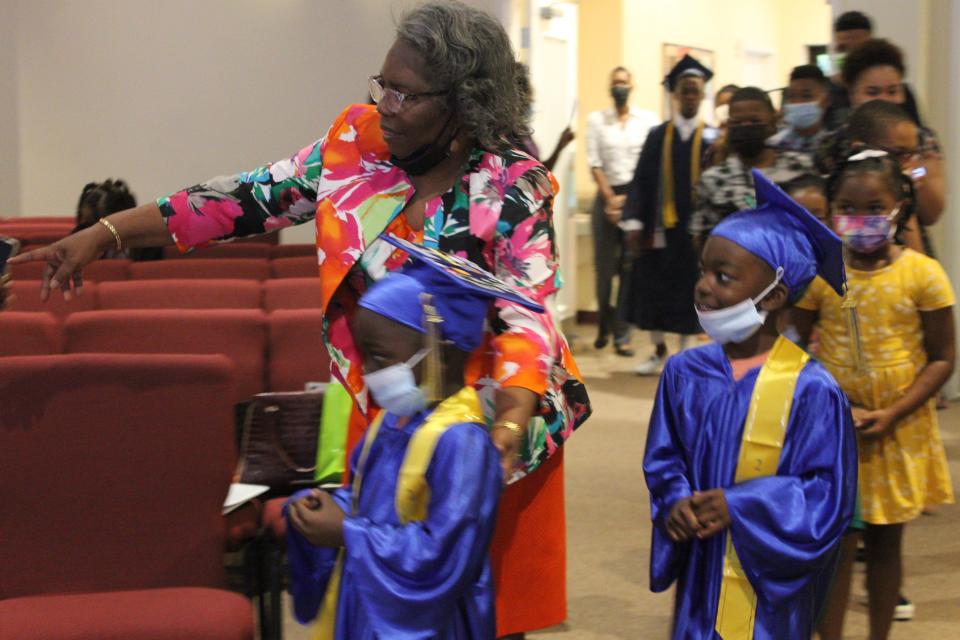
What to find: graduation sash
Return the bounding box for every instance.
[714,336,809,640]
[312,386,484,640]
[660,121,704,229]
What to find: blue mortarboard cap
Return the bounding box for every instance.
[710,170,846,300]
[664,54,714,91]
[358,235,545,351]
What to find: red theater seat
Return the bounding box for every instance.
[270,244,316,259]
[0,588,252,640]
[130,258,270,280]
[0,353,253,640]
[262,278,322,311]
[270,256,316,279]
[164,243,272,260]
[0,313,62,356]
[10,258,129,282]
[3,216,75,224]
[98,279,262,310]
[267,309,329,391]
[64,309,267,401]
[0,224,72,246]
[6,281,97,318]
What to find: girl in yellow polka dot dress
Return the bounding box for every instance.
[792,149,955,640]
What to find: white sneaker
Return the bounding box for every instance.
[634,354,665,376]
[894,595,915,621]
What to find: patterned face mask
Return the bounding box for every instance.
[833,207,899,253]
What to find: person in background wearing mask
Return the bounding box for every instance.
[586,67,659,356]
[823,10,924,130]
[770,65,830,157]
[643,172,857,640]
[690,87,813,243]
[622,54,719,375]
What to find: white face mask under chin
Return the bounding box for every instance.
[362,348,430,417]
[696,268,784,345]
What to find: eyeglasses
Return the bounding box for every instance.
[368,75,447,112]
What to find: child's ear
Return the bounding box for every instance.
[759,283,790,313]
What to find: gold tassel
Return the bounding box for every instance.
[841,285,865,374]
[420,293,445,405]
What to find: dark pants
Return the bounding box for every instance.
[592,184,632,346]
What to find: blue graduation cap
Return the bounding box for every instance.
[664,54,714,92]
[358,235,545,351]
[710,170,846,300]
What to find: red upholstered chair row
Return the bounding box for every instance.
[163,244,316,259]
[10,258,130,282]
[6,281,99,318]
[98,279,263,310]
[7,278,322,315]
[0,308,329,395]
[8,253,318,282]
[163,243,273,260]
[0,223,73,246]
[131,258,272,280]
[65,309,268,402]
[0,312,62,356]
[0,216,75,224]
[0,353,253,639]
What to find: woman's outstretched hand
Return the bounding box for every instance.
[8,224,112,301]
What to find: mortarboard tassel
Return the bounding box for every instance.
[420,293,446,405]
[841,284,865,374]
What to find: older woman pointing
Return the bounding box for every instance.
[12,1,589,637]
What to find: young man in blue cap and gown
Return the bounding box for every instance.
[623,54,719,375]
[643,172,858,639]
[284,236,545,639]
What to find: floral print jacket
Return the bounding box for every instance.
[158,104,590,475]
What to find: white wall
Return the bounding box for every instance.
[10,0,501,228]
[0,0,21,215]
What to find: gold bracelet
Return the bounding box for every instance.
[98,218,123,252]
[493,420,525,439]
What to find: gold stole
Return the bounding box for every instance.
[714,337,809,640]
[661,121,704,228]
[311,386,483,640]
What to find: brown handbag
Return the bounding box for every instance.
[236,390,324,492]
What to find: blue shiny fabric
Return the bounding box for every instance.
[286,411,502,639]
[711,170,846,300]
[643,343,858,639]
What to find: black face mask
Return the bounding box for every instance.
[728,123,769,157]
[611,86,630,107]
[390,114,459,176]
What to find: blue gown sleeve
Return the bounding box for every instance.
[643,357,694,592]
[723,366,858,608]
[342,423,502,640]
[284,441,359,625]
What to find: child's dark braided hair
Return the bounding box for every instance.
[827,147,915,239]
[73,179,137,232]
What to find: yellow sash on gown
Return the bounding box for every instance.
[311,386,483,640]
[714,336,809,639]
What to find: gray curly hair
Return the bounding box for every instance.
[396,0,532,151]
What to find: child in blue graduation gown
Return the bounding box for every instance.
[643,171,858,640]
[284,236,545,640]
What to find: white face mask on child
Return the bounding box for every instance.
[696,268,784,345]
[363,348,430,417]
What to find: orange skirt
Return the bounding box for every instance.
[491,447,567,636]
